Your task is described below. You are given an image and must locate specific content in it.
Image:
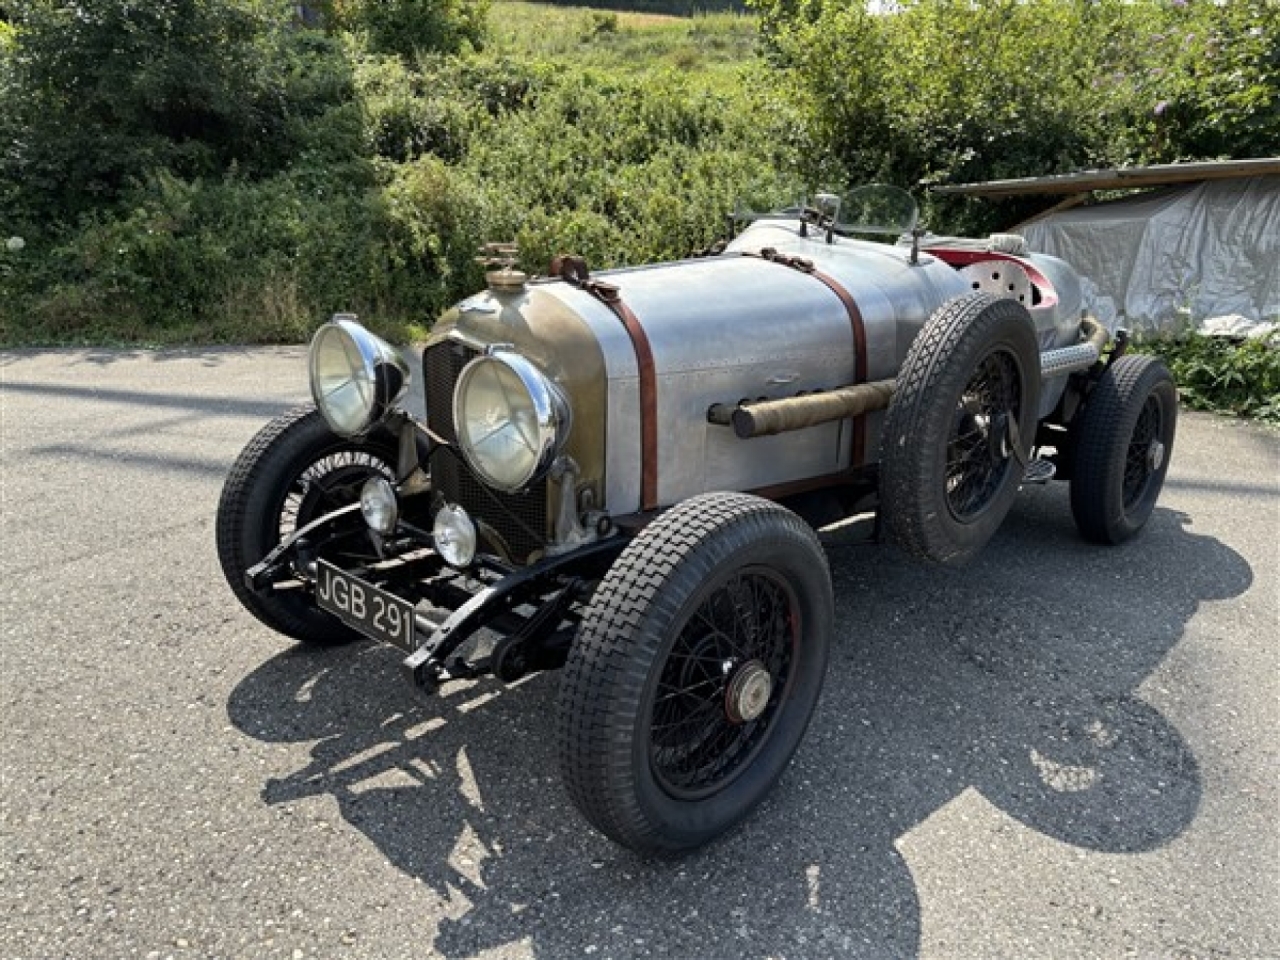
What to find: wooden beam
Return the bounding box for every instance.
[1008,192,1092,231]
[933,158,1280,198]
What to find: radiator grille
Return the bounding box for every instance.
[423,340,548,563]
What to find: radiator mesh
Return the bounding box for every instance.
[423,340,548,562]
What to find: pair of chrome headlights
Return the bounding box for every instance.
[309,317,568,494]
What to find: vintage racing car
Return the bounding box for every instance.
[216,186,1178,853]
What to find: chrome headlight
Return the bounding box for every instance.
[309,316,410,436]
[359,476,398,535]
[453,351,569,492]
[432,503,477,568]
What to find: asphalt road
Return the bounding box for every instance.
[1,347,1277,960]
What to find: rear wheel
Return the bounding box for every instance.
[1070,355,1177,544]
[556,493,833,854]
[216,406,398,644]
[880,293,1041,565]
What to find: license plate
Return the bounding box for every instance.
[315,561,417,650]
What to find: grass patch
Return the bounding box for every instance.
[489,2,758,75]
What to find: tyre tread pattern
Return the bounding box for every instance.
[880,293,1040,565]
[556,492,830,853]
[1069,354,1177,544]
[215,406,392,644]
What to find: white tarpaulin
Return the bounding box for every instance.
[1020,176,1279,333]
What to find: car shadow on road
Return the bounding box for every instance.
[226,489,1251,958]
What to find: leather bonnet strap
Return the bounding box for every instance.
[742,248,869,466]
[551,256,660,511]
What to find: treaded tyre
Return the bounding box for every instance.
[880,293,1041,565]
[556,492,833,854]
[216,406,397,644]
[1070,355,1177,544]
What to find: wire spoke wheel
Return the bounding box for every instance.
[1122,395,1163,509]
[277,449,394,564]
[944,349,1023,522]
[649,568,799,799]
[216,406,400,644]
[1069,354,1177,545]
[880,293,1040,566]
[557,493,832,853]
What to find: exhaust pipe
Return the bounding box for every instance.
[713,317,1110,440]
[709,380,896,439]
[1040,317,1110,379]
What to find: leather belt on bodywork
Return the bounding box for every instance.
[743,248,870,466]
[551,256,659,511]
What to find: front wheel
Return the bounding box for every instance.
[1069,355,1177,544]
[556,493,833,854]
[215,406,398,644]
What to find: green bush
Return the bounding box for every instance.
[1,37,800,346]
[1135,333,1280,423]
[456,64,800,270]
[2,172,398,344]
[1096,0,1279,163]
[750,0,1280,234]
[2,0,335,223]
[585,11,620,38]
[331,0,489,59]
[356,55,477,164]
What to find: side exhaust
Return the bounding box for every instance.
[1039,317,1110,379]
[711,317,1110,440]
[709,380,896,439]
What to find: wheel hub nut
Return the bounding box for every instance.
[725,660,773,724]
[1148,440,1165,472]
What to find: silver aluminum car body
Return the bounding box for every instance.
[433,216,1085,519]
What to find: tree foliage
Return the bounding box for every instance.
[1101,0,1280,162]
[5,1,306,219]
[327,0,490,60]
[0,0,490,224]
[1,0,1274,346]
[0,4,798,345]
[751,0,1279,231]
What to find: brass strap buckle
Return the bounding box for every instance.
[758,247,816,274]
[549,254,621,305]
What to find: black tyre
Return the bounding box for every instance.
[556,492,833,854]
[1069,355,1177,544]
[880,293,1041,565]
[216,406,398,644]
